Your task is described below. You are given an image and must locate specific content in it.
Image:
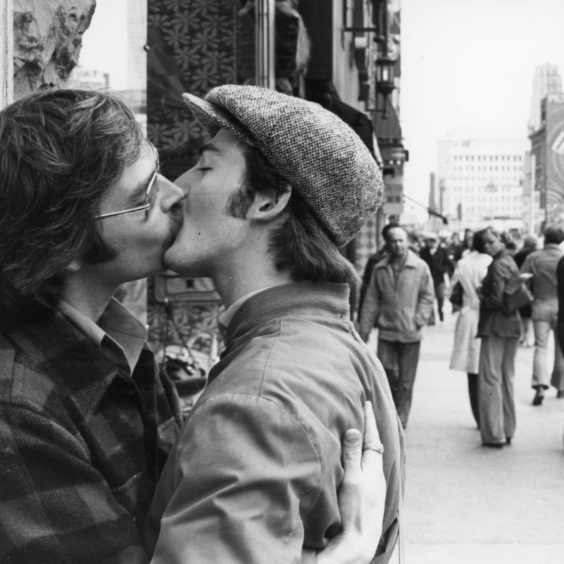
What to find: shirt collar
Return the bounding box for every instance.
[59,297,147,377]
[378,249,417,269]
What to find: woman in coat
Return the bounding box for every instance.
[449,231,492,428]
[477,227,523,448]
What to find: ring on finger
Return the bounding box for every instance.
[363,441,384,455]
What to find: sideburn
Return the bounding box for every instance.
[224,185,254,219]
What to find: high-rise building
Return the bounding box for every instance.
[436,128,528,231]
[528,63,562,134]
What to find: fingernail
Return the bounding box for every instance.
[345,431,361,445]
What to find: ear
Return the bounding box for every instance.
[247,185,292,223]
[64,258,83,273]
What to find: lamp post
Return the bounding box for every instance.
[375,56,395,118]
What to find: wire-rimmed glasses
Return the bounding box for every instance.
[95,166,160,220]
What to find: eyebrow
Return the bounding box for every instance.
[197,142,222,159]
[128,161,159,204]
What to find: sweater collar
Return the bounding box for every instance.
[223,281,350,344]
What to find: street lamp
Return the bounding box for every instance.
[375,55,395,117]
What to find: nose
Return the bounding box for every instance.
[158,175,186,211]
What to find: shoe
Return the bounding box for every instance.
[483,442,504,449]
[506,437,512,445]
[532,389,544,406]
[557,391,564,399]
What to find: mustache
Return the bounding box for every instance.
[165,203,184,248]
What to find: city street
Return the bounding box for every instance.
[384,312,564,564]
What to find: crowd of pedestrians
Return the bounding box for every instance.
[358,223,564,448]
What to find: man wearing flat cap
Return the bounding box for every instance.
[144,85,405,564]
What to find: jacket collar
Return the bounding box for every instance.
[223,281,350,345]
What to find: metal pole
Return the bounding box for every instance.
[530,154,536,234]
[255,0,275,89]
[0,0,13,109]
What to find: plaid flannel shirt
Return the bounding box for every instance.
[0,303,182,564]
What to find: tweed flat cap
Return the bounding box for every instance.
[182,85,383,246]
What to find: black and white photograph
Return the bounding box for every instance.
[0,1,563,563]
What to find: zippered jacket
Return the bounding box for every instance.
[360,250,435,342]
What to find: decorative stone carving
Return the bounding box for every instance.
[13,0,96,99]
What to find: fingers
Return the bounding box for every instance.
[361,402,384,466]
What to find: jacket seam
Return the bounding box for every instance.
[192,389,324,505]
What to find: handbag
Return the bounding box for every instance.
[503,282,533,315]
[449,281,463,311]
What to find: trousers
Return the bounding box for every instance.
[377,339,421,427]
[478,335,518,445]
[532,305,564,391]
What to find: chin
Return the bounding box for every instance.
[163,254,209,279]
[163,247,180,274]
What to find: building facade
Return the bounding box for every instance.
[436,128,528,232]
[529,92,564,226]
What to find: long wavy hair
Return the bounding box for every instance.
[0,89,145,324]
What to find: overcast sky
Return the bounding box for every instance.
[80,0,564,219]
[79,0,129,90]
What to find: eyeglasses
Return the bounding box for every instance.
[95,166,160,220]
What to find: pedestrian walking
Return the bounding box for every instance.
[520,225,564,405]
[358,222,400,314]
[448,230,492,428]
[359,226,435,428]
[477,227,522,448]
[513,234,538,347]
[420,232,451,323]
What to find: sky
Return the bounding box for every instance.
[79,0,564,219]
[401,0,564,212]
[79,0,129,90]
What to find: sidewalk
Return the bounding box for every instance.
[387,312,564,564]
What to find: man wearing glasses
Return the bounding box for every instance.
[0,89,384,563]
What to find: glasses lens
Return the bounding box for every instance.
[145,169,160,207]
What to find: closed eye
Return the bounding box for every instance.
[197,167,211,172]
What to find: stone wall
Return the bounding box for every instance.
[13,0,95,99]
